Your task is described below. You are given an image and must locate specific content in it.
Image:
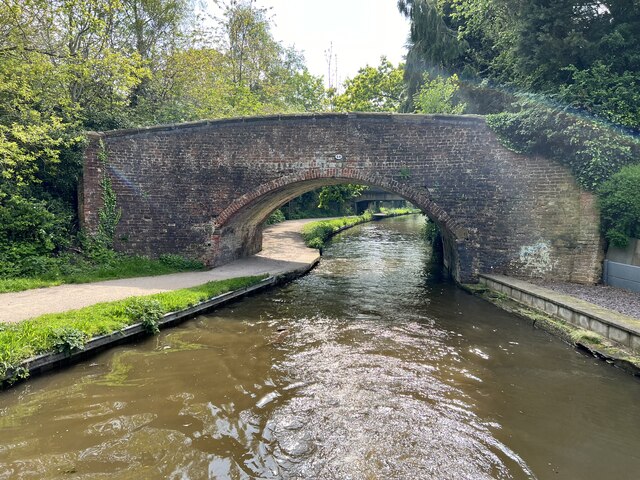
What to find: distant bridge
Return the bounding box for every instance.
[81,113,602,283]
[354,187,405,213]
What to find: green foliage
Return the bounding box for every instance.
[144,0,327,122]
[0,195,72,276]
[399,0,640,126]
[300,209,418,250]
[266,209,286,225]
[158,254,204,270]
[486,97,640,191]
[413,73,466,114]
[300,211,374,249]
[422,218,439,244]
[94,142,122,251]
[0,362,30,385]
[0,253,204,293]
[306,237,325,250]
[379,207,421,216]
[280,188,358,220]
[51,327,88,354]
[598,164,640,247]
[560,63,640,130]
[125,298,163,334]
[334,58,405,112]
[570,329,603,346]
[397,0,467,110]
[398,167,412,179]
[0,275,266,380]
[317,185,367,209]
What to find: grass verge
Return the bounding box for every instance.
[300,209,421,249]
[0,275,267,381]
[0,254,205,294]
[378,207,421,216]
[300,212,374,249]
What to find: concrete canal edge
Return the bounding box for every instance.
[463,274,640,377]
[1,260,319,388]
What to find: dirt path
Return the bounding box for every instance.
[0,220,319,323]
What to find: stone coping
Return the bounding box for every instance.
[479,274,640,351]
[87,112,486,138]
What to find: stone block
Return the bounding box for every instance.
[577,314,590,329]
[521,293,533,306]
[588,319,609,337]
[544,301,559,316]
[558,307,574,323]
[533,296,546,311]
[608,327,630,347]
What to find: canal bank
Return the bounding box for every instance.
[0,219,321,324]
[465,274,640,376]
[4,212,639,385]
[0,220,322,386]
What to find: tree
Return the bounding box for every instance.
[560,62,640,130]
[317,185,367,210]
[334,58,405,112]
[397,0,467,110]
[398,0,640,126]
[121,0,192,106]
[413,73,465,114]
[209,0,326,115]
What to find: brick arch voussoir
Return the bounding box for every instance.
[213,169,464,239]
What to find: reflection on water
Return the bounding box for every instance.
[1,216,639,479]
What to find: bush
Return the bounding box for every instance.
[306,237,324,249]
[266,209,286,225]
[125,298,163,334]
[598,164,640,247]
[422,219,439,244]
[300,211,374,249]
[51,327,88,354]
[0,193,72,276]
[15,255,63,277]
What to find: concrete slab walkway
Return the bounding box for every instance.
[0,219,319,324]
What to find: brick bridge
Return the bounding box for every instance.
[81,113,603,283]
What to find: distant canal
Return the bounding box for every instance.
[1,215,639,479]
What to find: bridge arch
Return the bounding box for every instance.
[81,113,603,283]
[210,170,466,278]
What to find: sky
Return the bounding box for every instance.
[205,0,411,88]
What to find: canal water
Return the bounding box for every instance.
[1,215,639,479]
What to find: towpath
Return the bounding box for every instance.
[0,220,319,324]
